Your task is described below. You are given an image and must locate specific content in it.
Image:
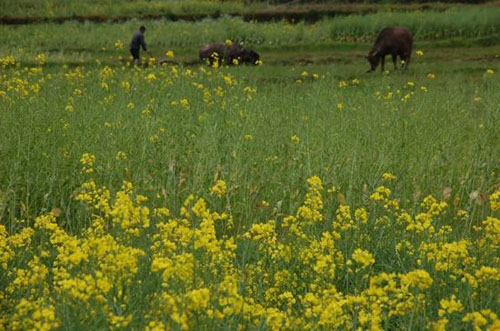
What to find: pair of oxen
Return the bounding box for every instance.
[199,26,413,72]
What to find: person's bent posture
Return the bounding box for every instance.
[130,26,148,65]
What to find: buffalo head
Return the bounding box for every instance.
[241,49,260,65]
[366,51,380,73]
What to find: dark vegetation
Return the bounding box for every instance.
[1,2,497,24]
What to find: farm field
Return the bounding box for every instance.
[1,4,500,330]
[2,8,500,65]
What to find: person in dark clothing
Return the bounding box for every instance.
[130,26,149,64]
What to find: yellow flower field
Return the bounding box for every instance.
[0,47,499,330]
[1,163,499,329]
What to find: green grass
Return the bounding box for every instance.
[1,59,498,230]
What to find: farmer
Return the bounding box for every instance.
[130,26,150,64]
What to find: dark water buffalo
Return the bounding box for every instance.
[367,27,413,73]
[199,42,260,66]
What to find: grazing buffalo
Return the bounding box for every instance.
[199,42,260,66]
[367,27,413,73]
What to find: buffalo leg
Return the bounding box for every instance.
[404,54,411,69]
[392,54,397,70]
[380,56,385,72]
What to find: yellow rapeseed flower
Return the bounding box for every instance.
[121,81,131,90]
[149,134,160,143]
[114,40,124,50]
[489,190,500,211]
[146,73,157,82]
[116,151,127,160]
[439,295,463,317]
[180,98,189,109]
[36,53,47,66]
[210,180,227,198]
[352,248,375,268]
[382,172,397,181]
[187,288,210,311]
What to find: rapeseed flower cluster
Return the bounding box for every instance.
[210,180,227,198]
[1,154,499,330]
